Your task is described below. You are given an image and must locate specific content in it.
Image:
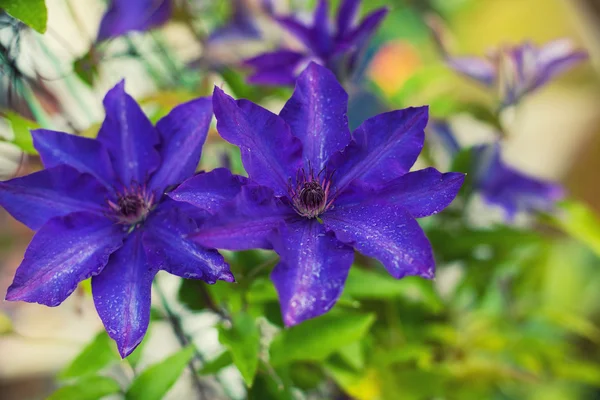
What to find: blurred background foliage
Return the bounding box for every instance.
[0,0,600,399]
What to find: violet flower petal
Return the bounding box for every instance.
[243,50,306,87]
[32,129,116,190]
[271,219,354,326]
[474,144,564,220]
[92,230,155,358]
[336,0,361,39]
[341,7,387,51]
[446,56,497,87]
[190,185,294,251]
[143,205,234,284]
[323,202,435,279]
[331,107,428,194]
[247,69,303,86]
[339,168,465,218]
[532,39,588,91]
[208,0,262,43]
[279,62,351,170]
[97,80,160,187]
[312,0,333,57]
[0,165,110,230]
[212,87,303,195]
[379,168,464,218]
[275,16,315,52]
[149,97,213,192]
[243,49,306,73]
[168,168,248,214]
[6,212,124,306]
[97,0,172,42]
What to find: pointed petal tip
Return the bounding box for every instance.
[107,79,126,96]
[368,6,390,19]
[298,61,341,85]
[219,271,236,283]
[212,85,231,104]
[4,285,64,307]
[421,266,435,280]
[4,288,18,302]
[283,315,297,327]
[118,339,143,359]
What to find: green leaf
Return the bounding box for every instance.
[178,279,209,311]
[126,346,195,400]
[344,267,414,299]
[289,362,325,390]
[455,102,503,131]
[198,351,233,375]
[247,368,295,400]
[246,278,278,303]
[218,312,260,387]
[269,312,375,366]
[48,376,121,400]
[323,357,381,400]
[344,268,444,312]
[3,111,40,154]
[554,361,600,386]
[59,331,119,380]
[0,0,47,33]
[336,342,364,371]
[549,200,600,258]
[73,50,99,87]
[450,147,475,198]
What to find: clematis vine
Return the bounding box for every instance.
[243,0,388,85]
[97,0,172,42]
[0,81,240,357]
[171,63,465,326]
[443,39,587,108]
[429,120,563,220]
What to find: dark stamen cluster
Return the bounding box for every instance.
[288,165,334,219]
[108,183,154,225]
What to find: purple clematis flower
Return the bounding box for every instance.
[428,120,563,219]
[0,81,240,357]
[171,63,464,326]
[208,0,265,43]
[444,39,587,107]
[97,0,172,42]
[243,0,388,85]
[472,143,564,220]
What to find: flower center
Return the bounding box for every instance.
[118,195,145,217]
[289,166,333,219]
[108,184,154,225]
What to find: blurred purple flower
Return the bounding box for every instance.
[208,0,265,43]
[172,63,464,326]
[428,121,563,219]
[473,143,564,220]
[0,81,239,357]
[97,0,172,42]
[445,39,587,107]
[243,0,388,85]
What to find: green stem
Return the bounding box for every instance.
[153,280,235,399]
[153,280,207,397]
